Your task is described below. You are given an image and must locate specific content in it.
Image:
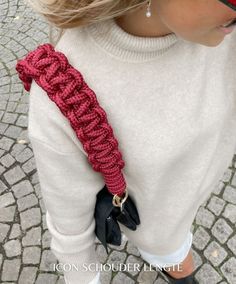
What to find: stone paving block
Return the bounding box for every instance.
[211,218,233,244]
[9,223,21,239]
[195,263,222,284]
[0,179,7,194]
[96,244,109,264]
[56,276,66,284]
[17,192,38,211]
[10,142,26,157]
[12,179,34,198]
[231,171,236,187]
[0,205,16,222]
[0,122,8,133]
[3,165,26,185]
[204,241,227,266]
[220,257,236,284]
[137,266,158,284]
[107,251,127,268]
[35,273,58,284]
[15,103,28,114]
[22,156,36,174]
[18,266,38,284]
[20,207,41,230]
[0,253,2,269]
[227,234,236,255]
[1,112,18,124]
[0,136,14,151]
[4,125,23,139]
[100,270,112,284]
[16,114,28,127]
[125,255,144,276]
[3,239,21,257]
[192,249,203,270]
[1,258,21,281]
[39,197,46,213]
[0,153,15,168]
[0,192,15,208]
[112,272,135,284]
[40,249,58,271]
[195,207,215,228]
[192,226,210,250]
[207,195,226,216]
[0,223,10,242]
[42,229,51,248]
[126,242,141,257]
[220,168,232,183]
[23,246,41,264]
[6,101,17,112]
[22,226,42,246]
[222,203,236,223]
[223,185,236,204]
[15,147,33,163]
[0,164,6,175]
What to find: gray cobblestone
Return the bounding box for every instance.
[35,273,58,284]
[227,235,236,255]
[4,165,26,185]
[18,266,38,284]
[20,207,41,230]
[222,203,236,223]
[4,125,23,139]
[204,241,227,266]
[126,242,141,257]
[3,239,21,257]
[211,218,233,244]
[0,192,15,208]
[0,136,14,151]
[17,193,38,211]
[207,195,226,216]
[15,147,33,163]
[125,255,143,276]
[40,249,58,271]
[16,114,28,127]
[231,171,236,187]
[223,185,236,204]
[9,223,21,239]
[22,156,36,173]
[107,251,127,268]
[15,103,29,114]
[2,112,18,124]
[112,272,135,284]
[0,206,16,222]
[220,257,236,284]
[0,153,15,168]
[192,226,210,250]
[137,266,158,284]
[192,249,203,270]
[96,244,109,264]
[195,263,222,284]
[12,179,34,198]
[22,226,42,246]
[220,168,232,183]
[195,207,215,228]
[0,223,10,242]
[42,229,51,249]
[0,179,7,194]
[100,270,112,284]
[23,246,41,264]
[1,258,21,281]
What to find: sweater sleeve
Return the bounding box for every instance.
[27,80,105,283]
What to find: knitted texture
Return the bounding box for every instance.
[15,43,126,197]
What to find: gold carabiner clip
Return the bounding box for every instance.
[112,189,128,209]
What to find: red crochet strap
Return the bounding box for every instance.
[15,43,126,197]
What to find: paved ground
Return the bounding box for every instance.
[1,0,236,283]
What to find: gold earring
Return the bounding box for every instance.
[146,0,151,17]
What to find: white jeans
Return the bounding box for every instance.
[65,231,193,284]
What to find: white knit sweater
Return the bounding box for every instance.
[28,18,236,283]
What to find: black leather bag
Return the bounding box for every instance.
[94,185,140,253]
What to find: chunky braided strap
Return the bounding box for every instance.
[15,43,126,197]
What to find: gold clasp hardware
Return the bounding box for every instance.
[112,189,128,209]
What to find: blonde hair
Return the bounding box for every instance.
[26,0,148,45]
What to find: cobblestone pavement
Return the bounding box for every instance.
[1,0,236,283]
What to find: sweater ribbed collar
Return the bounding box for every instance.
[85,17,179,62]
